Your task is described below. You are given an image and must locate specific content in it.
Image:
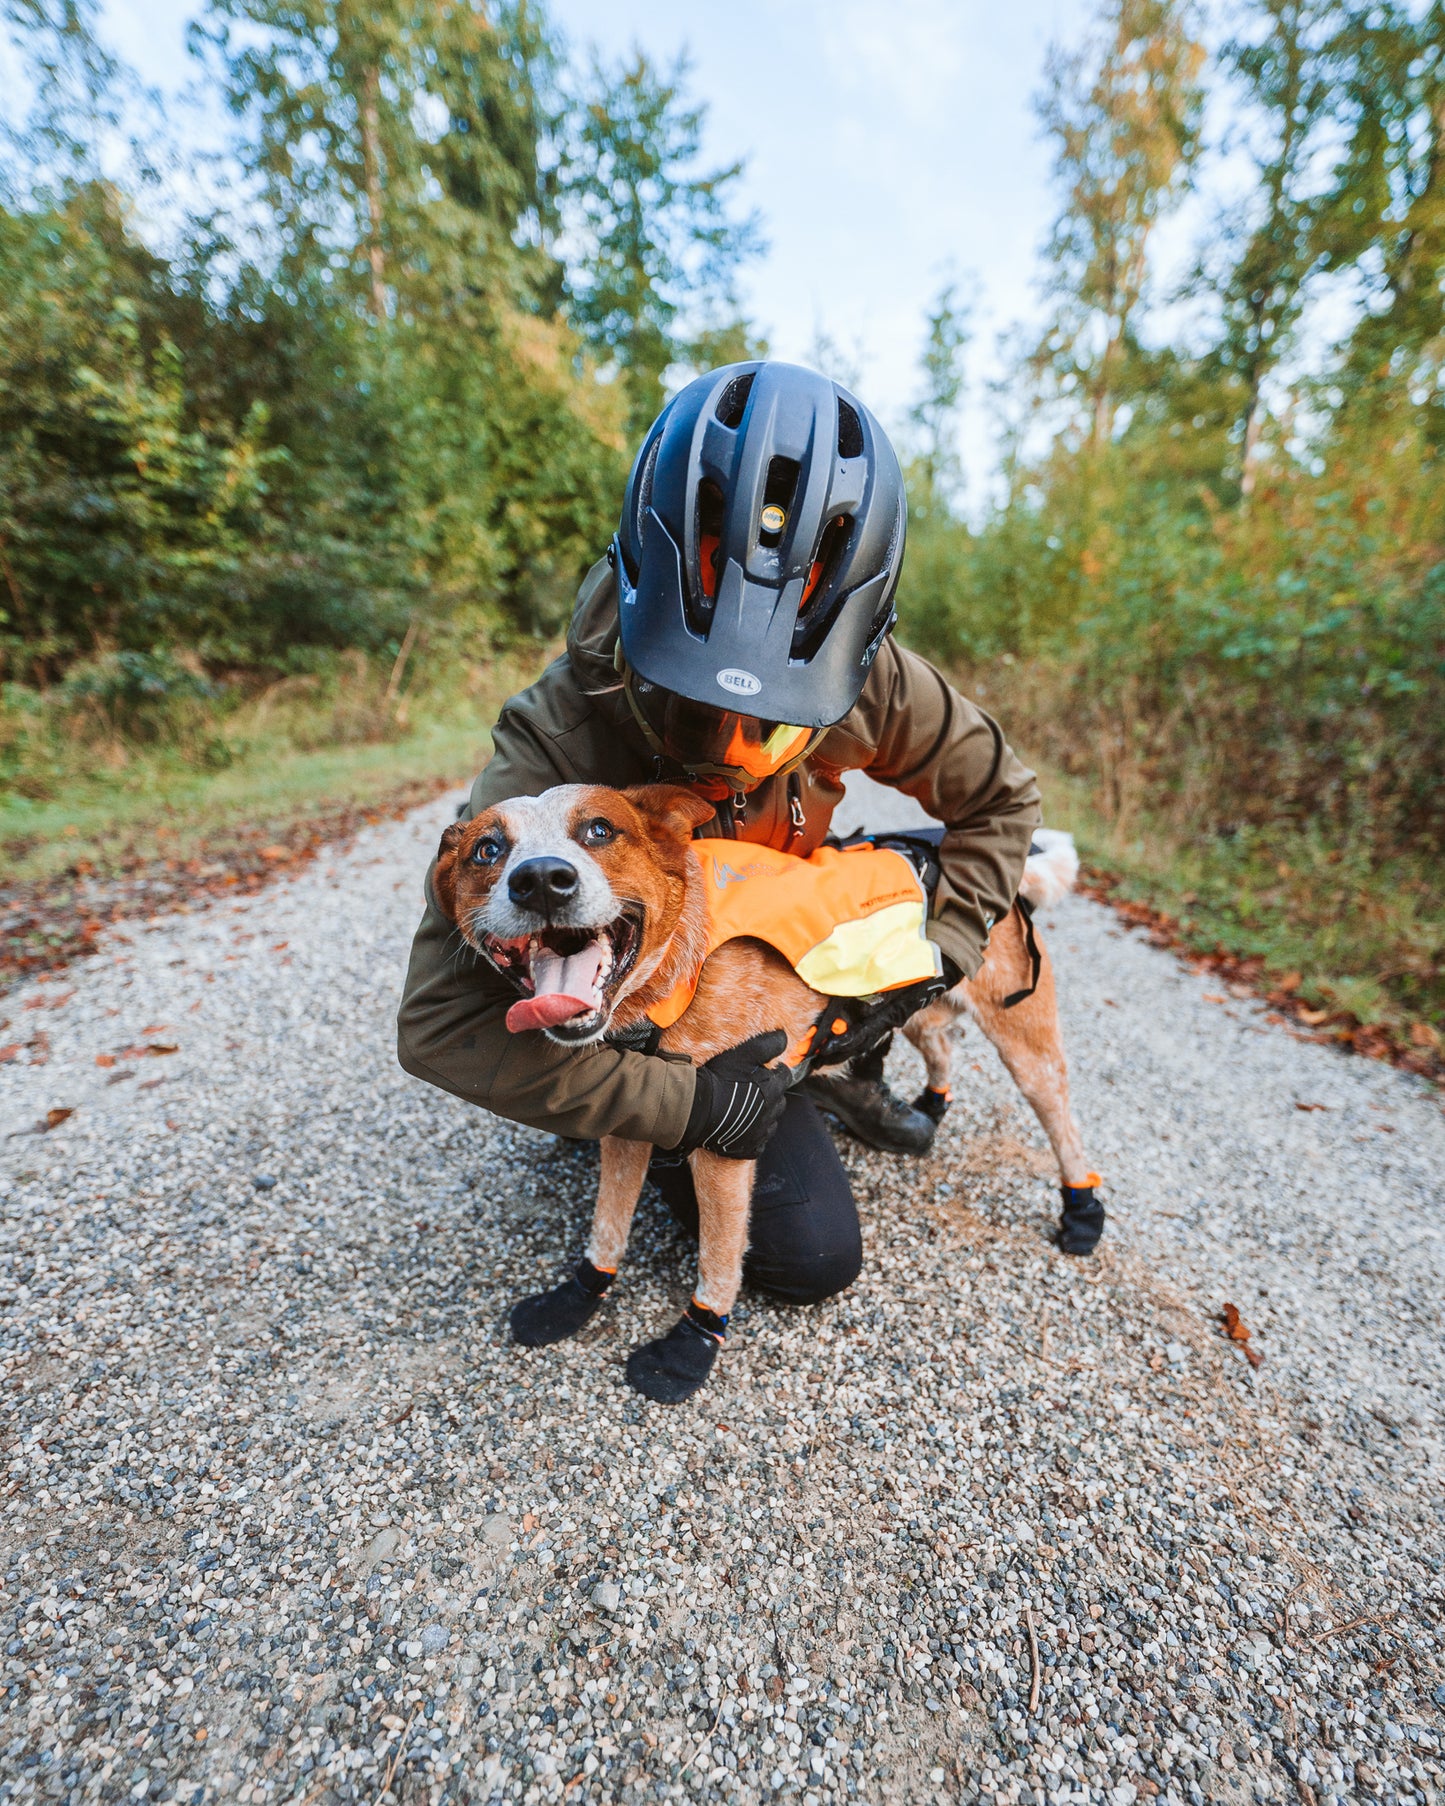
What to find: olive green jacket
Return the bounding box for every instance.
[396,558,1041,1147]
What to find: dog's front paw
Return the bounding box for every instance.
[510,1259,614,1346]
[625,1303,725,1403]
[1058,1176,1105,1256]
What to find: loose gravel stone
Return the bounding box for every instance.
[1,776,1441,1806]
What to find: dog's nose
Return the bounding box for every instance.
[508,856,580,914]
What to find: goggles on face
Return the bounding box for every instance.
[623,666,820,794]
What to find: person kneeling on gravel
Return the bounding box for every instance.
[397,360,1041,1308]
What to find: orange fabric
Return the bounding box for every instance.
[713,718,812,783]
[699,533,721,599]
[647,840,928,1029]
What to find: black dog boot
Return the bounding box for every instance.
[510,1257,615,1346]
[626,1301,726,1403]
[912,1083,952,1124]
[1058,1176,1105,1256]
[805,1035,937,1156]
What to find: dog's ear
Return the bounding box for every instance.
[433,820,465,922]
[621,784,718,845]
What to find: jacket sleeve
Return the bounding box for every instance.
[853,642,1042,979]
[395,674,698,1148]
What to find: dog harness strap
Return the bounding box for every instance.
[684,1298,728,1342]
[605,1018,663,1056]
[1000,896,1043,1009]
[574,1257,617,1297]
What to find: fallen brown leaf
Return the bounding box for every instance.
[1297,1006,1330,1026]
[95,1052,116,1068]
[1221,1302,1264,1367]
[1202,992,1226,1003]
[1277,971,1302,992]
[258,844,290,861]
[1409,1021,1441,1050]
[147,1043,179,1055]
[0,1045,19,1064]
[43,1107,73,1131]
[140,1023,171,1035]
[1295,1102,1329,1112]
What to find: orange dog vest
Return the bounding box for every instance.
[646,841,942,1029]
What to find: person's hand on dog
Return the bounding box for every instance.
[812,954,960,1071]
[672,1029,794,1159]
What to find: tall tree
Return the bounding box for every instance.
[1313,1,1445,415]
[196,0,554,321]
[1,0,121,196]
[1213,0,1332,495]
[1036,0,1206,450]
[562,49,763,438]
[908,279,972,510]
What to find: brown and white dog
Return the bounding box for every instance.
[434,784,1096,1395]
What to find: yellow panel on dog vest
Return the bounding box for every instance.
[646,841,940,1029]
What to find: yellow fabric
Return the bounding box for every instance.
[647,841,939,1029]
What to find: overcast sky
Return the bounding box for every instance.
[91,0,1123,494]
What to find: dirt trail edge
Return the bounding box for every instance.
[1,776,1441,1806]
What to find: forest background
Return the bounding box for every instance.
[1,0,1441,1050]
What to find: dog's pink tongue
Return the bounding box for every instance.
[504,940,606,1034]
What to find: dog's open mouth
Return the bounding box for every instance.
[482,909,643,1037]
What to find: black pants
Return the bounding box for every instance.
[648,1093,862,1305]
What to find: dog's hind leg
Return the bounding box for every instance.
[511,1136,651,1348]
[903,999,961,1123]
[625,1148,753,1404]
[966,922,1104,1255]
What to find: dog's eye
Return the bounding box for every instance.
[582,818,615,845]
[471,835,505,865]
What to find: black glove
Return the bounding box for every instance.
[670,1029,793,1160]
[806,967,953,1072]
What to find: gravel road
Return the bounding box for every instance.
[2,774,1442,1806]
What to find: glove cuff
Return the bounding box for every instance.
[670,1065,718,1156]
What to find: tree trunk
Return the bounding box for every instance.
[1239,395,1263,499]
[361,64,387,321]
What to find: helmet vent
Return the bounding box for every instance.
[761,457,799,542]
[791,514,853,660]
[837,399,864,460]
[637,434,661,525]
[715,373,755,428]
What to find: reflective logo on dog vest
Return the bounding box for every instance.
[646,841,941,1029]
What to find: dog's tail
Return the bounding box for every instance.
[1018,828,1079,910]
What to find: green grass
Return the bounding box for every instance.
[2,711,491,883]
[1032,757,1444,1040]
[0,648,551,885]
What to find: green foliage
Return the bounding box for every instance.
[562,49,763,435]
[0,187,272,680]
[1034,0,1206,448]
[0,0,772,718]
[898,0,1445,1029]
[907,280,972,510]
